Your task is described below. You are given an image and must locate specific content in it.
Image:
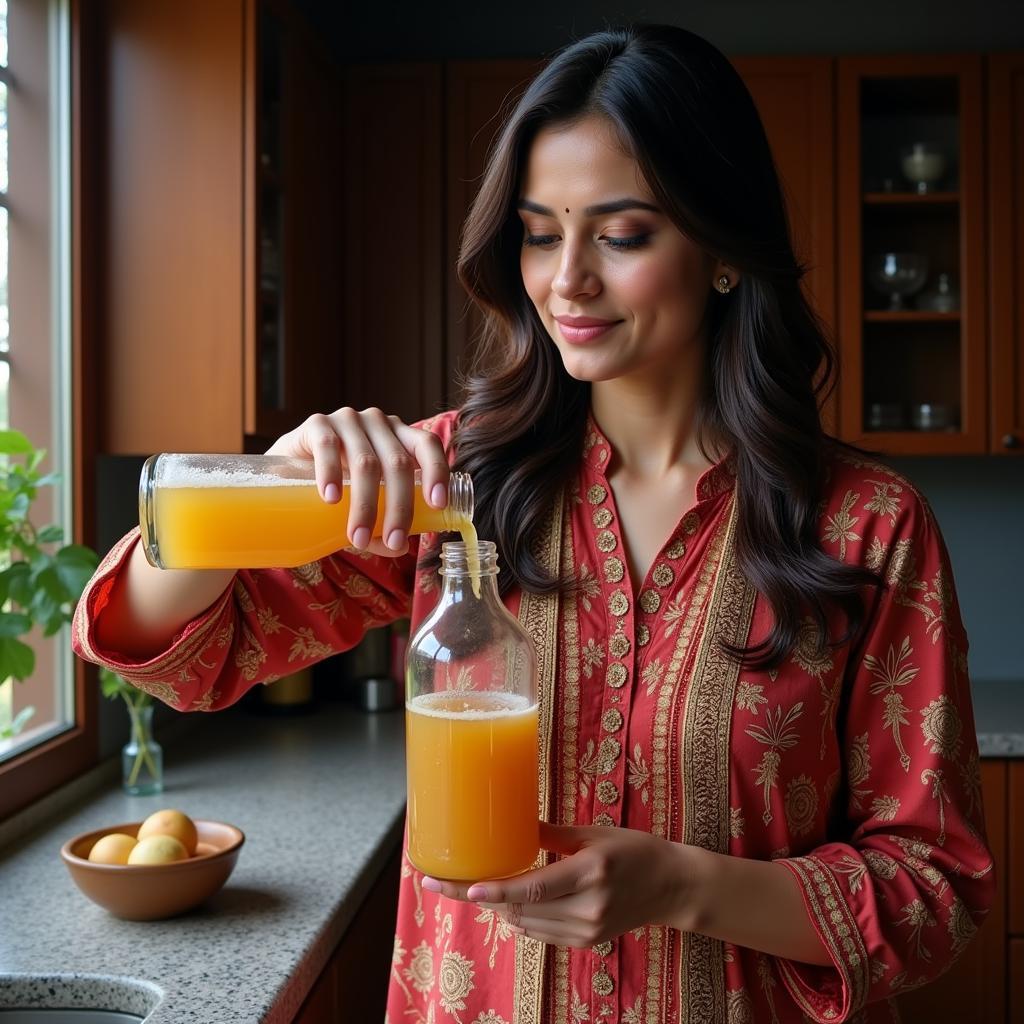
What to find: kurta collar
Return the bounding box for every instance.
[583,409,736,502]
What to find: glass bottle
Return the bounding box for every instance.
[122,703,163,796]
[405,541,539,882]
[139,453,473,570]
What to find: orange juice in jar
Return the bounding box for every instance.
[138,453,474,569]
[405,540,540,881]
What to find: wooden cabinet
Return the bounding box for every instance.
[987,54,1024,455]
[836,56,987,453]
[99,0,342,455]
[340,64,445,424]
[291,847,402,1024]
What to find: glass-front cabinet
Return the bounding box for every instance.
[837,56,986,453]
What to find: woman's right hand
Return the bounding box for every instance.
[265,408,451,558]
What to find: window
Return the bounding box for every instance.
[0,0,76,794]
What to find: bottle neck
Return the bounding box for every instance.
[440,472,474,531]
[438,540,499,603]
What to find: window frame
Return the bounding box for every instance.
[0,0,97,821]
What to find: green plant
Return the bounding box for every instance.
[0,429,99,738]
[100,666,159,787]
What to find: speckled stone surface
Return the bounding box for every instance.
[972,679,1024,757]
[0,703,407,1023]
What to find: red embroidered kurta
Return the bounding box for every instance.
[72,411,994,1024]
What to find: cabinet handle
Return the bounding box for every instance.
[1003,434,1021,449]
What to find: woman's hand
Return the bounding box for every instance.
[265,408,450,558]
[420,822,697,947]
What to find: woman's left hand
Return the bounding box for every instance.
[420,821,696,948]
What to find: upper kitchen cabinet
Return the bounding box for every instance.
[988,54,1024,455]
[99,0,342,455]
[340,64,445,424]
[836,56,986,453]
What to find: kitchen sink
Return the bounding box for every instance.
[0,976,160,1023]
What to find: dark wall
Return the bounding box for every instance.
[297,0,1024,60]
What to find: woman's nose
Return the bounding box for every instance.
[552,244,601,300]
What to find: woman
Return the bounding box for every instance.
[73,24,993,1024]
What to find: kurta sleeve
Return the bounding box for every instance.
[773,487,996,1022]
[71,528,419,712]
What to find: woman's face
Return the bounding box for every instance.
[518,115,729,386]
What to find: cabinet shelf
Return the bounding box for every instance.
[863,191,959,205]
[864,310,960,323]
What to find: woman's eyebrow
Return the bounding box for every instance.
[517,198,661,216]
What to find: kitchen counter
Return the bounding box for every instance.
[0,701,407,1023]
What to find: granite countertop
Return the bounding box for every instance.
[0,702,407,1023]
[971,679,1024,757]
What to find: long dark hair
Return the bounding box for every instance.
[448,24,882,669]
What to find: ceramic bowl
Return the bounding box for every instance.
[60,819,244,920]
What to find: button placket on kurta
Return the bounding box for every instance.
[576,419,724,1023]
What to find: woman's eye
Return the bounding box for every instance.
[603,234,650,250]
[523,234,559,248]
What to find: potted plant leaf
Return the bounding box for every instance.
[0,429,98,740]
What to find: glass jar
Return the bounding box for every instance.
[405,541,539,882]
[139,454,473,569]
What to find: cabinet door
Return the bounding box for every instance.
[836,56,986,453]
[341,65,444,424]
[445,60,540,404]
[988,54,1024,455]
[732,58,837,431]
[102,0,246,454]
[897,759,1006,1024]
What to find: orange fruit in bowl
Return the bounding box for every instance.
[127,833,189,865]
[136,808,198,855]
[88,833,138,865]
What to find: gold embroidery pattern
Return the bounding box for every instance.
[596,779,620,804]
[587,484,607,504]
[609,632,630,658]
[678,495,757,1024]
[603,556,625,583]
[920,695,963,759]
[639,590,661,614]
[593,812,614,827]
[665,539,686,559]
[784,774,819,836]
[652,564,674,588]
[602,708,624,732]
[593,970,614,997]
[592,507,613,528]
[606,663,627,688]
[637,624,650,647]
[863,635,920,772]
[609,590,629,617]
[596,529,617,553]
[647,505,730,1024]
[593,941,613,957]
[775,856,870,1017]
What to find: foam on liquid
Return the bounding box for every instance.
[407,690,536,720]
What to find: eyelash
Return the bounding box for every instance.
[522,234,650,251]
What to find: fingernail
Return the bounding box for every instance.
[352,527,371,549]
[431,483,447,508]
[421,876,442,893]
[466,884,488,901]
[323,482,340,503]
[387,529,407,552]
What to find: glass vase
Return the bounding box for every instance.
[122,702,163,796]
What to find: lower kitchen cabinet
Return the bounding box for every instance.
[292,847,402,1024]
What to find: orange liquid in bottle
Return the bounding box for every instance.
[148,482,471,569]
[405,690,539,881]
